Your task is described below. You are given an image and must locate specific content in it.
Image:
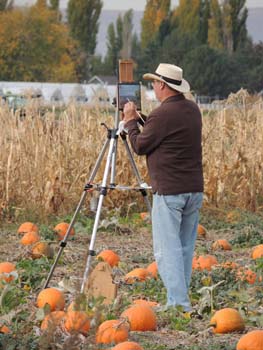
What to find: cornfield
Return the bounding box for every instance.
[0,89,262,220]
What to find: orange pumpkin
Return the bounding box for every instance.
[197,224,207,237]
[192,255,218,271]
[133,299,158,307]
[209,308,245,334]
[37,288,65,311]
[252,244,263,260]
[236,329,263,350]
[0,325,11,334]
[236,268,257,285]
[40,311,66,330]
[97,249,120,267]
[20,231,41,246]
[31,242,54,259]
[0,262,16,283]
[212,239,232,251]
[218,261,239,269]
[17,222,38,235]
[112,341,144,350]
[139,212,150,221]
[124,268,149,284]
[54,222,75,241]
[146,261,158,279]
[64,311,90,335]
[120,305,157,331]
[96,319,129,344]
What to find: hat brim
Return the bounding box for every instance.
[143,73,190,93]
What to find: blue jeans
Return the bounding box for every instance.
[152,192,203,312]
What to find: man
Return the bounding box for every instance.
[122,63,203,312]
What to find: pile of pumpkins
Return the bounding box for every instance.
[36,285,156,349]
[1,222,263,349]
[194,224,261,285]
[16,221,75,259]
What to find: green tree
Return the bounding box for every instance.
[136,39,161,82]
[232,41,263,92]
[228,0,248,51]
[199,0,210,43]
[184,45,241,96]
[103,10,136,75]
[173,0,204,43]
[50,0,59,10]
[120,9,133,59]
[0,5,79,82]
[141,0,170,49]
[116,14,123,56]
[208,0,224,49]
[207,0,248,52]
[131,32,141,75]
[104,22,119,75]
[36,0,47,6]
[67,0,102,55]
[0,0,13,10]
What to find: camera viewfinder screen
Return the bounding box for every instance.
[118,83,141,110]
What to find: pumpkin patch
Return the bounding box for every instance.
[1,208,263,349]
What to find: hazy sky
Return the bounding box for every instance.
[18,0,263,10]
[101,0,261,10]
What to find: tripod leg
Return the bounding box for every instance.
[44,191,88,289]
[121,134,152,214]
[80,136,117,293]
[43,138,110,289]
[88,138,111,181]
[110,109,120,185]
[110,138,118,185]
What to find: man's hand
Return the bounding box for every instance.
[122,101,138,123]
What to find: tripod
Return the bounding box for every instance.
[44,106,152,292]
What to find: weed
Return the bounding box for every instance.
[0,284,28,314]
[16,257,52,290]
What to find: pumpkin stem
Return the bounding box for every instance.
[113,318,129,330]
[120,316,131,329]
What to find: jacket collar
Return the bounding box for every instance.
[161,93,185,104]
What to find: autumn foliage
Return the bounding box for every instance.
[0,4,78,82]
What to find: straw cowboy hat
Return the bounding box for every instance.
[143,63,190,93]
